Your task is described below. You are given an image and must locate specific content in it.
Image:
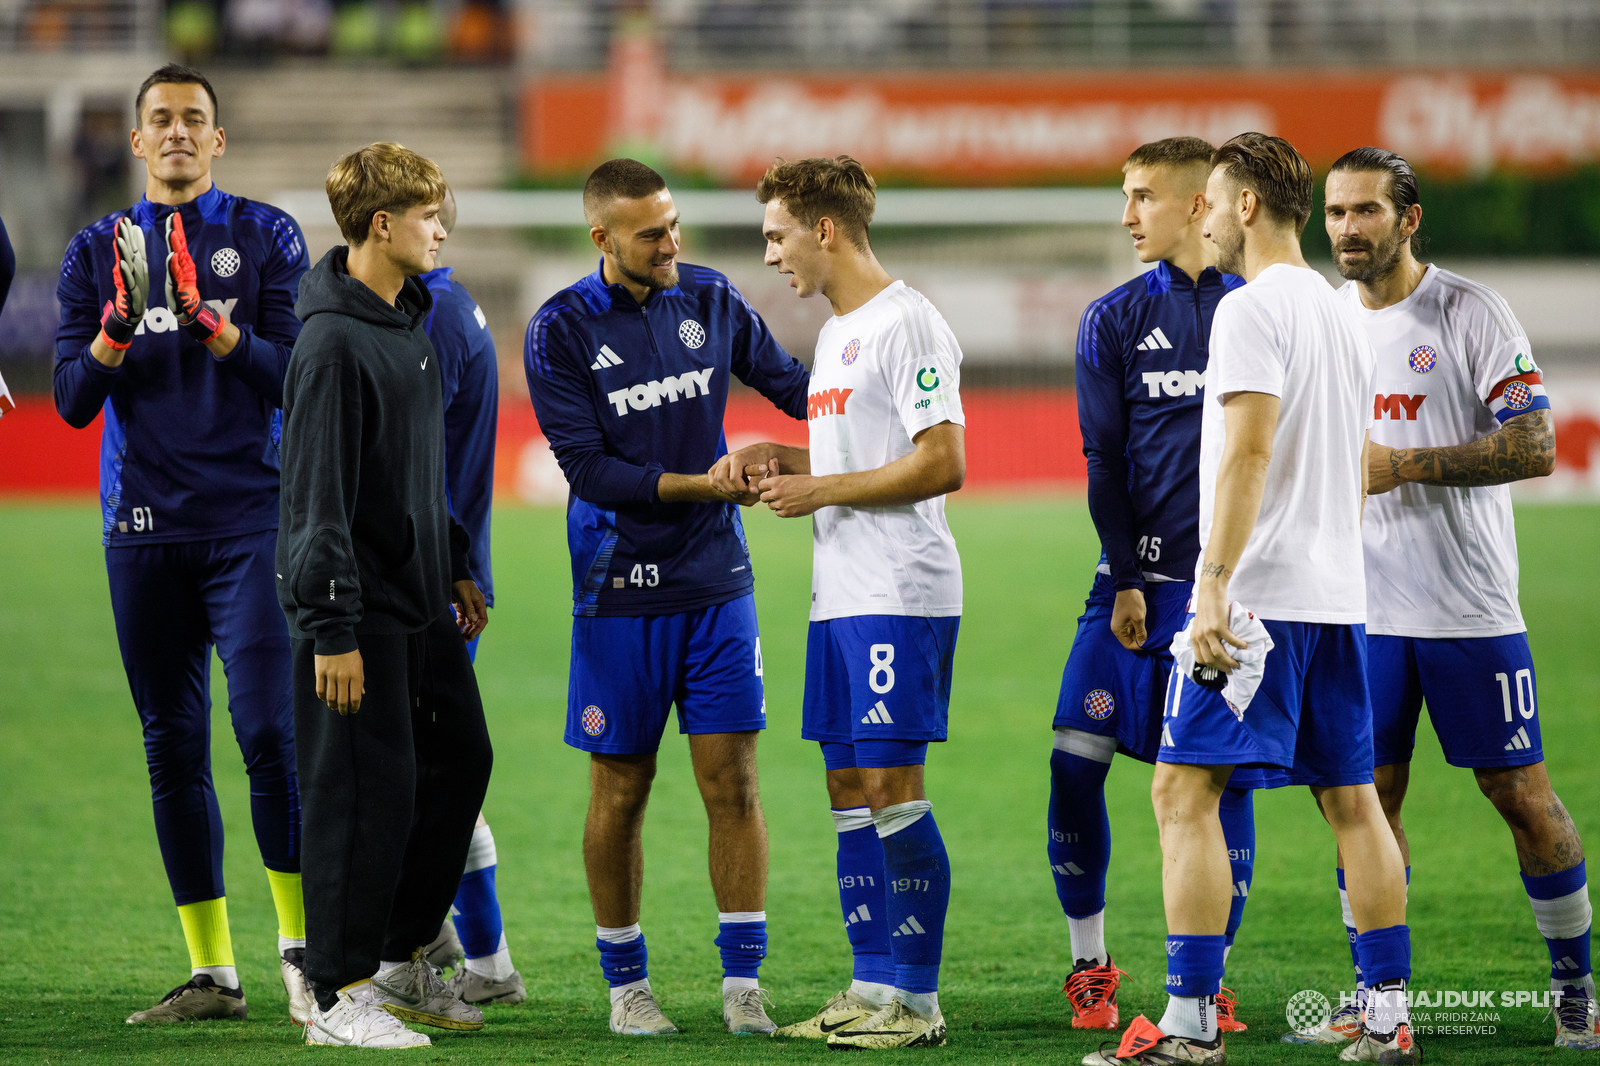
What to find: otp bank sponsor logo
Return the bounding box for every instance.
[1409,345,1438,373]
[581,705,606,736]
[808,387,853,420]
[1084,689,1114,719]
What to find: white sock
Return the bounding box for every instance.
[895,989,939,1017]
[193,965,238,989]
[1158,993,1217,1041]
[609,976,650,1004]
[1068,910,1108,965]
[1365,981,1408,1035]
[723,976,759,994]
[278,935,306,955]
[376,960,407,977]
[850,979,896,1008]
[464,933,514,981]
[596,923,642,944]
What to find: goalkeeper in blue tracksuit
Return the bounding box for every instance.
[52,64,312,1026]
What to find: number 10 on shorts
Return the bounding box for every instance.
[1496,669,1535,722]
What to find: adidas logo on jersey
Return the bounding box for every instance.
[1505,725,1534,751]
[808,387,853,421]
[845,904,872,926]
[606,367,715,416]
[1135,326,1174,351]
[861,700,894,725]
[1141,369,1206,398]
[892,916,928,937]
[589,344,624,370]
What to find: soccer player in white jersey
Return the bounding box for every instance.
[711,155,965,1050]
[1315,146,1596,1052]
[1090,134,1417,1066]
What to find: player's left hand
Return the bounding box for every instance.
[1366,441,1405,495]
[1110,588,1148,651]
[1191,582,1246,672]
[163,212,225,344]
[757,458,830,518]
[706,451,762,505]
[452,579,488,640]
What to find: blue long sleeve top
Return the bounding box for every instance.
[54,185,309,545]
[525,260,809,616]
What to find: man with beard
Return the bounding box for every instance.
[1091,133,1416,1065]
[523,158,809,1036]
[1305,146,1594,1052]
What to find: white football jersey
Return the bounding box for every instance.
[1341,264,1547,638]
[806,281,964,622]
[1197,265,1375,624]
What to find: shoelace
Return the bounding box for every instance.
[1215,986,1238,1018]
[727,986,774,1014]
[617,986,668,1023]
[1549,994,1596,1031]
[1064,962,1128,1012]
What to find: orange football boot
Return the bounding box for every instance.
[1064,956,1128,1030]
[1216,985,1248,1032]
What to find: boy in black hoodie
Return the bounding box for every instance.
[277,142,492,1049]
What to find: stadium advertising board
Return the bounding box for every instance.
[521,71,1600,183]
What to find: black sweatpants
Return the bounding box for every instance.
[293,609,493,997]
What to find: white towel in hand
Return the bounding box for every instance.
[1171,602,1275,719]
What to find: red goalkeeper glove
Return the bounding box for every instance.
[164,212,225,345]
[98,216,147,351]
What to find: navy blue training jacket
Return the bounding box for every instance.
[1075,260,1244,590]
[525,260,808,617]
[54,185,309,546]
[421,266,498,607]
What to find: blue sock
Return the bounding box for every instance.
[1337,868,1362,987]
[1355,924,1411,986]
[1218,786,1254,957]
[1522,862,1593,985]
[1166,933,1226,997]
[453,824,504,959]
[876,802,950,995]
[715,913,767,979]
[597,927,648,987]
[1047,746,1112,920]
[834,808,895,985]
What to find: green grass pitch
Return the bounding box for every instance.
[1,499,1596,1064]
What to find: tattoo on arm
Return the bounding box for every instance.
[1200,562,1230,579]
[1397,409,1555,488]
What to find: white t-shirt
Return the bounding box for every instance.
[807,281,965,621]
[1196,264,1375,623]
[1342,265,1542,638]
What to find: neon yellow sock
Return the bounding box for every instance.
[265,867,306,941]
[177,897,235,969]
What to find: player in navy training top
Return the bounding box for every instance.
[1047,139,1262,1033]
[415,189,525,1006]
[52,66,312,1025]
[524,159,808,1036]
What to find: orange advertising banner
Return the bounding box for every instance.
[522,70,1600,184]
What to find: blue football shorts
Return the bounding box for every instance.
[565,593,765,755]
[801,615,960,766]
[1159,617,1375,789]
[1055,575,1271,786]
[1368,632,1541,769]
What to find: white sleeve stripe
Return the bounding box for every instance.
[1434,270,1527,347]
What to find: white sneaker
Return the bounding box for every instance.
[610,985,679,1035]
[1553,990,1600,1050]
[372,955,485,1032]
[423,920,465,973]
[825,998,948,1049]
[723,986,777,1034]
[444,967,527,1006]
[280,948,314,1025]
[305,982,431,1048]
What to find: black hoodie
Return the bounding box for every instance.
[276,246,471,655]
